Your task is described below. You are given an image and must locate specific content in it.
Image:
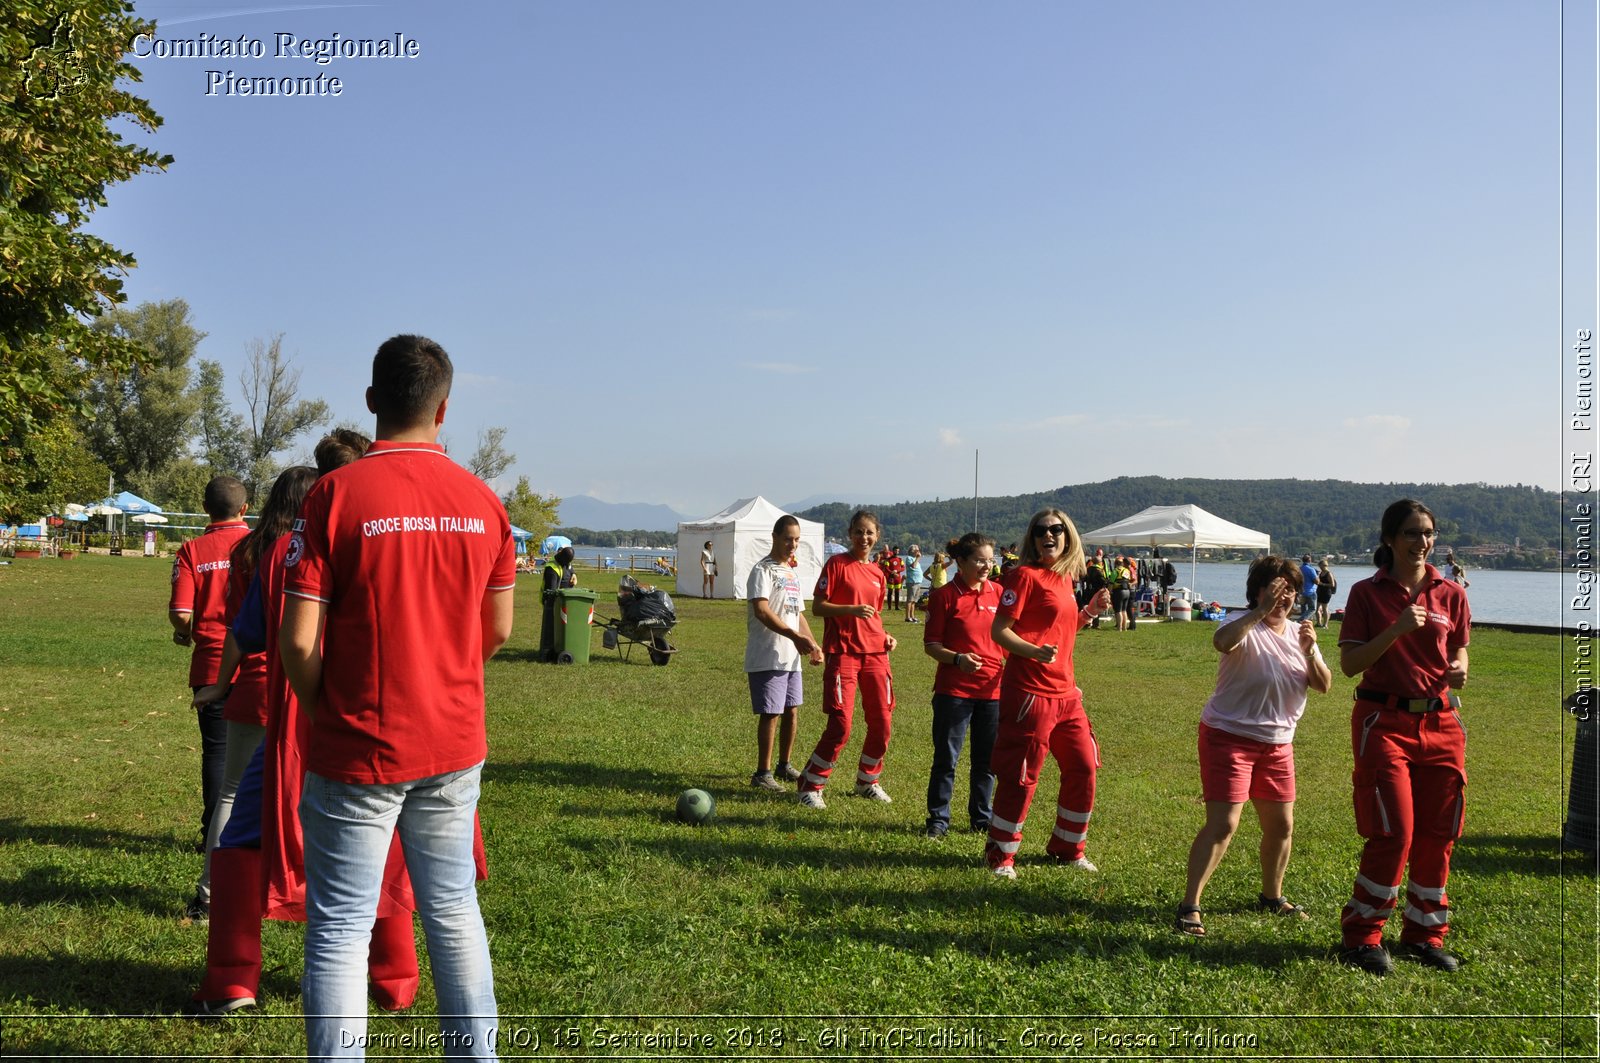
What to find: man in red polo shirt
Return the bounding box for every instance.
[169,475,249,918]
[281,334,515,1060]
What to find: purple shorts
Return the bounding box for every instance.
[748,669,804,715]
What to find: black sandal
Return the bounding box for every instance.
[1256,894,1309,919]
[1174,904,1205,937]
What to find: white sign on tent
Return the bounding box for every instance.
[675,496,825,601]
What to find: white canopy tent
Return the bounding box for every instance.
[676,496,825,601]
[1081,503,1270,594]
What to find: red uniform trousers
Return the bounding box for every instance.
[196,842,420,1009]
[800,652,895,792]
[984,690,1099,869]
[1340,702,1467,949]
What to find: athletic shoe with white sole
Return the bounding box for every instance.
[797,790,826,809]
[991,864,1017,880]
[750,771,786,793]
[853,782,892,803]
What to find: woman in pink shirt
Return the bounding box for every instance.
[1176,556,1331,937]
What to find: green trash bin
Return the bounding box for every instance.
[551,587,597,664]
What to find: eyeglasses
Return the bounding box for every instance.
[1399,529,1437,541]
[1032,524,1068,539]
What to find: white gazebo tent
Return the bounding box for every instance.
[1081,503,1270,596]
[675,496,825,601]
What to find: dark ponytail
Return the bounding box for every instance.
[948,531,993,562]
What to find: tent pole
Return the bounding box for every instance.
[1191,545,1198,602]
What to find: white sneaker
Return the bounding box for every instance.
[853,782,892,803]
[991,864,1017,880]
[1062,855,1098,872]
[798,790,826,809]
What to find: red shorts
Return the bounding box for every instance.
[1198,722,1295,804]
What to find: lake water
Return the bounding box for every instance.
[1171,561,1576,629]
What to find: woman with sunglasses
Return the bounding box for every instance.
[797,509,898,808]
[984,509,1112,878]
[1175,556,1332,938]
[921,533,1003,839]
[1335,499,1470,975]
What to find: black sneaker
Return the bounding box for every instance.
[924,822,948,840]
[1338,944,1393,975]
[183,892,210,923]
[182,995,255,1019]
[1396,941,1460,971]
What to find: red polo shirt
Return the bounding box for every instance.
[924,578,1005,699]
[170,519,249,687]
[996,564,1081,698]
[814,553,888,655]
[283,441,517,784]
[1339,564,1470,700]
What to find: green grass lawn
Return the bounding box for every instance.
[0,555,1594,1060]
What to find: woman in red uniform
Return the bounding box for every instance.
[798,510,898,808]
[985,509,1111,878]
[922,532,1004,839]
[1336,499,1470,975]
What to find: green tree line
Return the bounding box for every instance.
[796,476,1570,566]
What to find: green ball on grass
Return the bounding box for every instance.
[676,788,715,825]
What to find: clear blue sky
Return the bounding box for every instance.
[92,1,1590,518]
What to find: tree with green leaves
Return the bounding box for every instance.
[79,298,204,492]
[0,1,170,519]
[502,476,561,547]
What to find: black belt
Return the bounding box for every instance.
[1355,687,1460,714]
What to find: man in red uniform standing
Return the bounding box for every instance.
[281,334,515,1059]
[169,475,250,919]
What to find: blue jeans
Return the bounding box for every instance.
[1299,592,1318,622]
[926,694,999,831]
[300,763,496,1061]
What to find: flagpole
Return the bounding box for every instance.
[973,450,979,532]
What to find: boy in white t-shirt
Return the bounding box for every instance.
[745,515,825,791]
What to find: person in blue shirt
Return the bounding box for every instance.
[901,544,924,623]
[1298,555,1319,622]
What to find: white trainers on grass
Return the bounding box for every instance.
[991,864,1017,880]
[853,782,892,803]
[798,790,826,809]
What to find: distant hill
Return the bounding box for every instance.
[558,495,687,533]
[795,477,1570,566]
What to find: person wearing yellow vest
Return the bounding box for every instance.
[540,546,578,662]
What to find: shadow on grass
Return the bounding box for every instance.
[0,953,196,1014]
[1454,832,1584,877]
[0,863,187,916]
[0,817,186,856]
[485,757,730,796]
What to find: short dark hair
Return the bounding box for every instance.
[772,514,800,536]
[1245,555,1303,607]
[314,427,372,474]
[370,334,452,426]
[554,546,575,565]
[202,476,247,520]
[848,509,879,533]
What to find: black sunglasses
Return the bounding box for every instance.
[1031,523,1068,538]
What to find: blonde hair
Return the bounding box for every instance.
[1019,508,1085,580]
